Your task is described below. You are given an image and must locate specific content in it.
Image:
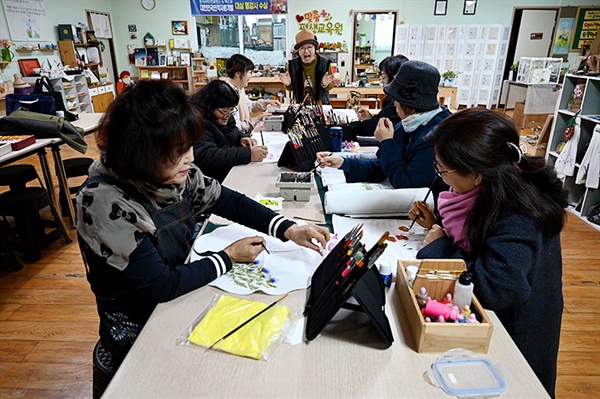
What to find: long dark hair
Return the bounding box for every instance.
[189,80,239,123]
[428,108,568,248]
[96,80,203,184]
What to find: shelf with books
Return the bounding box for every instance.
[136,65,193,94]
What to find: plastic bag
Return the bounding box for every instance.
[176,294,293,361]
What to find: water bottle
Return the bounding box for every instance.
[329,126,342,153]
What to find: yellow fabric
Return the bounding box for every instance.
[188,295,291,360]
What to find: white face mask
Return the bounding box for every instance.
[122,77,131,85]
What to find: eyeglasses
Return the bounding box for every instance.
[298,45,314,53]
[433,161,456,178]
[216,106,238,118]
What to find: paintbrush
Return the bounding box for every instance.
[407,175,438,231]
[207,293,289,351]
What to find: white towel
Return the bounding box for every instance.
[555,119,581,178]
[575,125,600,189]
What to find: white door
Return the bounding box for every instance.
[514,10,557,61]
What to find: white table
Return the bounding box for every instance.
[103,161,550,398]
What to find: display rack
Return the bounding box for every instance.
[136,66,193,94]
[546,73,600,230]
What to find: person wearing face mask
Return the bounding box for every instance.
[347,54,408,139]
[279,28,334,104]
[116,70,133,95]
[316,60,451,202]
[224,54,282,134]
[189,80,268,183]
[76,79,330,372]
[410,108,568,399]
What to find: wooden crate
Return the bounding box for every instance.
[396,259,493,353]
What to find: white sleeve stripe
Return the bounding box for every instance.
[268,215,286,236]
[214,254,227,275]
[272,218,285,237]
[207,256,222,276]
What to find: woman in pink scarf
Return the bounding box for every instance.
[409,108,567,399]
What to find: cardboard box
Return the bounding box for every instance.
[0,135,36,151]
[396,259,493,353]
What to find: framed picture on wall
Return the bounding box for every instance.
[434,1,447,16]
[463,0,477,15]
[180,52,190,66]
[172,20,188,35]
[18,58,41,77]
[159,54,167,66]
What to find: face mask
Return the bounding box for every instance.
[123,77,131,84]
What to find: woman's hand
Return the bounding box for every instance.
[374,117,394,142]
[408,201,437,229]
[223,236,266,263]
[321,72,334,88]
[250,145,268,162]
[423,224,447,246]
[265,99,282,108]
[279,72,291,86]
[316,151,343,169]
[254,112,272,122]
[356,108,372,121]
[284,224,331,253]
[240,137,257,147]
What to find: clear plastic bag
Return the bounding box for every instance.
[176,294,294,361]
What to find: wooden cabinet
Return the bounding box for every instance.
[546,74,600,230]
[136,66,193,94]
[58,40,103,81]
[89,83,114,113]
[191,57,206,93]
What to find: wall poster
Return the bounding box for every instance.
[2,0,52,41]
[571,7,600,51]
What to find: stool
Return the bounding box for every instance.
[93,340,116,399]
[58,158,94,217]
[0,187,72,263]
[0,165,41,190]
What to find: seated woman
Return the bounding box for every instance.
[411,108,568,398]
[348,54,408,139]
[76,80,330,368]
[224,54,282,134]
[317,60,450,199]
[189,80,268,183]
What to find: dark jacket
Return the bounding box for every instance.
[288,55,331,104]
[193,119,251,183]
[417,213,562,398]
[341,108,451,202]
[348,96,401,139]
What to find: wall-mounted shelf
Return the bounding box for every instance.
[136,65,193,94]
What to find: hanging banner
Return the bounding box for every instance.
[2,0,53,41]
[191,0,288,16]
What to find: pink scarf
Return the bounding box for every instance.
[438,186,481,253]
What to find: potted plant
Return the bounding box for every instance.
[509,62,519,81]
[441,70,460,87]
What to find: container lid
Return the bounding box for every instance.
[431,357,506,398]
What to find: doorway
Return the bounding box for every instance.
[351,11,397,82]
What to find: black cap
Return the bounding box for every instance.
[458,271,472,285]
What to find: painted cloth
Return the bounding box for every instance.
[438,186,481,252]
[417,212,563,398]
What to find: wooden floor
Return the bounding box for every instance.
[1,136,599,398]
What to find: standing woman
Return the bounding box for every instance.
[190,80,268,183]
[412,108,568,398]
[224,54,282,135]
[76,79,329,370]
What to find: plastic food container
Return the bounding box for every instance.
[430,357,506,397]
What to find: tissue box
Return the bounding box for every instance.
[0,135,36,151]
[263,115,284,131]
[275,172,313,202]
[396,259,493,353]
[516,57,562,84]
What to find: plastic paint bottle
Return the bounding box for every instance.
[453,271,474,311]
[379,263,392,287]
[329,126,343,153]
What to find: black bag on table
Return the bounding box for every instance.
[5,93,57,116]
[33,76,79,122]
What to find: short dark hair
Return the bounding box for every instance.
[189,80,239,121]
[428,108,567,245]
[379,54,409,79]
[96,80,204,184]
[226,54,255,78]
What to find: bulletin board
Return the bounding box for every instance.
[571,6,600,51]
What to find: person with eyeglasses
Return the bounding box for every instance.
[347,54,409,140]
[410,108,567,399]
[224,54,282,135]
[76,79,330,373]
[317,61,450,203]
[278,28,334,104]
[190,80,268,183]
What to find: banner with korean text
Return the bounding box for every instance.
[191,0,287,15]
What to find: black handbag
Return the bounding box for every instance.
[33,76,78,122]
[5,93,56,116]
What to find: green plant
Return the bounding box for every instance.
[442,70,460,79]
[510,62,520,71]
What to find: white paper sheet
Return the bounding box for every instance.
[325,187,432,216]
[249,131,288,163]
[190,224,323,295]
[332,215,426,275]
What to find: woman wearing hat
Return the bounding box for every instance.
[279,28,334,104]
[317,60,451,201]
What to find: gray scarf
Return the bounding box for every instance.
[76,159,221,270]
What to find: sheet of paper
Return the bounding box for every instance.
[332,214,427,275]
[190,224,323,295]
[249,131,288,163]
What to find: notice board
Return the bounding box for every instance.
[571,6,600,51]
